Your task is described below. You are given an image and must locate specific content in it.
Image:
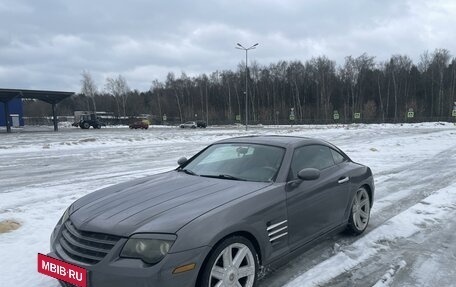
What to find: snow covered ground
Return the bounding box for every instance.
[1,123,456,287]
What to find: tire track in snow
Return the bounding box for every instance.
[371,260,407,287]
[321,200,456,286]
[282,184,456,287]
[369,144,456,227]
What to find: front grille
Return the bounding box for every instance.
[57,220,120,265]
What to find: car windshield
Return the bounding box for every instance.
[182,143,285,182]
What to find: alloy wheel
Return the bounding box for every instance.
[209,243,256,287]
[352,188,370,231]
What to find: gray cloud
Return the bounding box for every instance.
[0,0,455,91]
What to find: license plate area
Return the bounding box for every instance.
[38,253,88,287]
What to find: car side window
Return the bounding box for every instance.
[330,149,346,164]
[290,145,335,179]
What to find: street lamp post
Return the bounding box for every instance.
[236,43,258,130]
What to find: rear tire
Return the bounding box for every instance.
[199,236,258,287]
[346,187,371,235]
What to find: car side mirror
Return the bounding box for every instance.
[177,157,188,166]
[297,168,320,180]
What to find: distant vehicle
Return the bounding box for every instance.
[48,136,374,287]
[179,121,197,129]
[196,121,207,128]
[72,113,105,129]
[129,120,149,130]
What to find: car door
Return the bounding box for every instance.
[286,145,351,250]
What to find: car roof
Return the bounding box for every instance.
[215,135,330,148]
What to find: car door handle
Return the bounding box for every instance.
[338,177,349,184]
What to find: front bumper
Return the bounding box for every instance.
[49,223,210,287]
[48,244,209,287]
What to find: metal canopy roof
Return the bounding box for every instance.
[0,88,74,104]
[1,88,75,132]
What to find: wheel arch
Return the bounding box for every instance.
[360,183,374,207]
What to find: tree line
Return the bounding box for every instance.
[24,48,456,124]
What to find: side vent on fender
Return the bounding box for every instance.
[266,220,288,243]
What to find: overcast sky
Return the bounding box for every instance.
[0,0,455,92]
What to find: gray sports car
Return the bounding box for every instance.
[49,135,374,287]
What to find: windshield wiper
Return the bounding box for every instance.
[200,174,246,181]
[178,168,197,176]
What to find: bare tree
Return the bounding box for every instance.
[418,51,432,115]
[81,71,98,112]
[432,49,451,116]
[340,56,358,116]
[151,80,162,120]
[451,58,456,111]
[310,56,336,120]
[376,62,386,122]
[105,75,130,117]
[165,73,183,123]
[340,54,375,119]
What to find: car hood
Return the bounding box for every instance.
[70,171,271,237]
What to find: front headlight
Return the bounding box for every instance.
[120,234,176,264]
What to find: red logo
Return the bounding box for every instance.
[38,253,87,287]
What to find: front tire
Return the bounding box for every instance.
[346,187,371,234]
[81,122,90,129]
[199,236,258,287]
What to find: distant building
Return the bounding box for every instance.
[0,98,24,127]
